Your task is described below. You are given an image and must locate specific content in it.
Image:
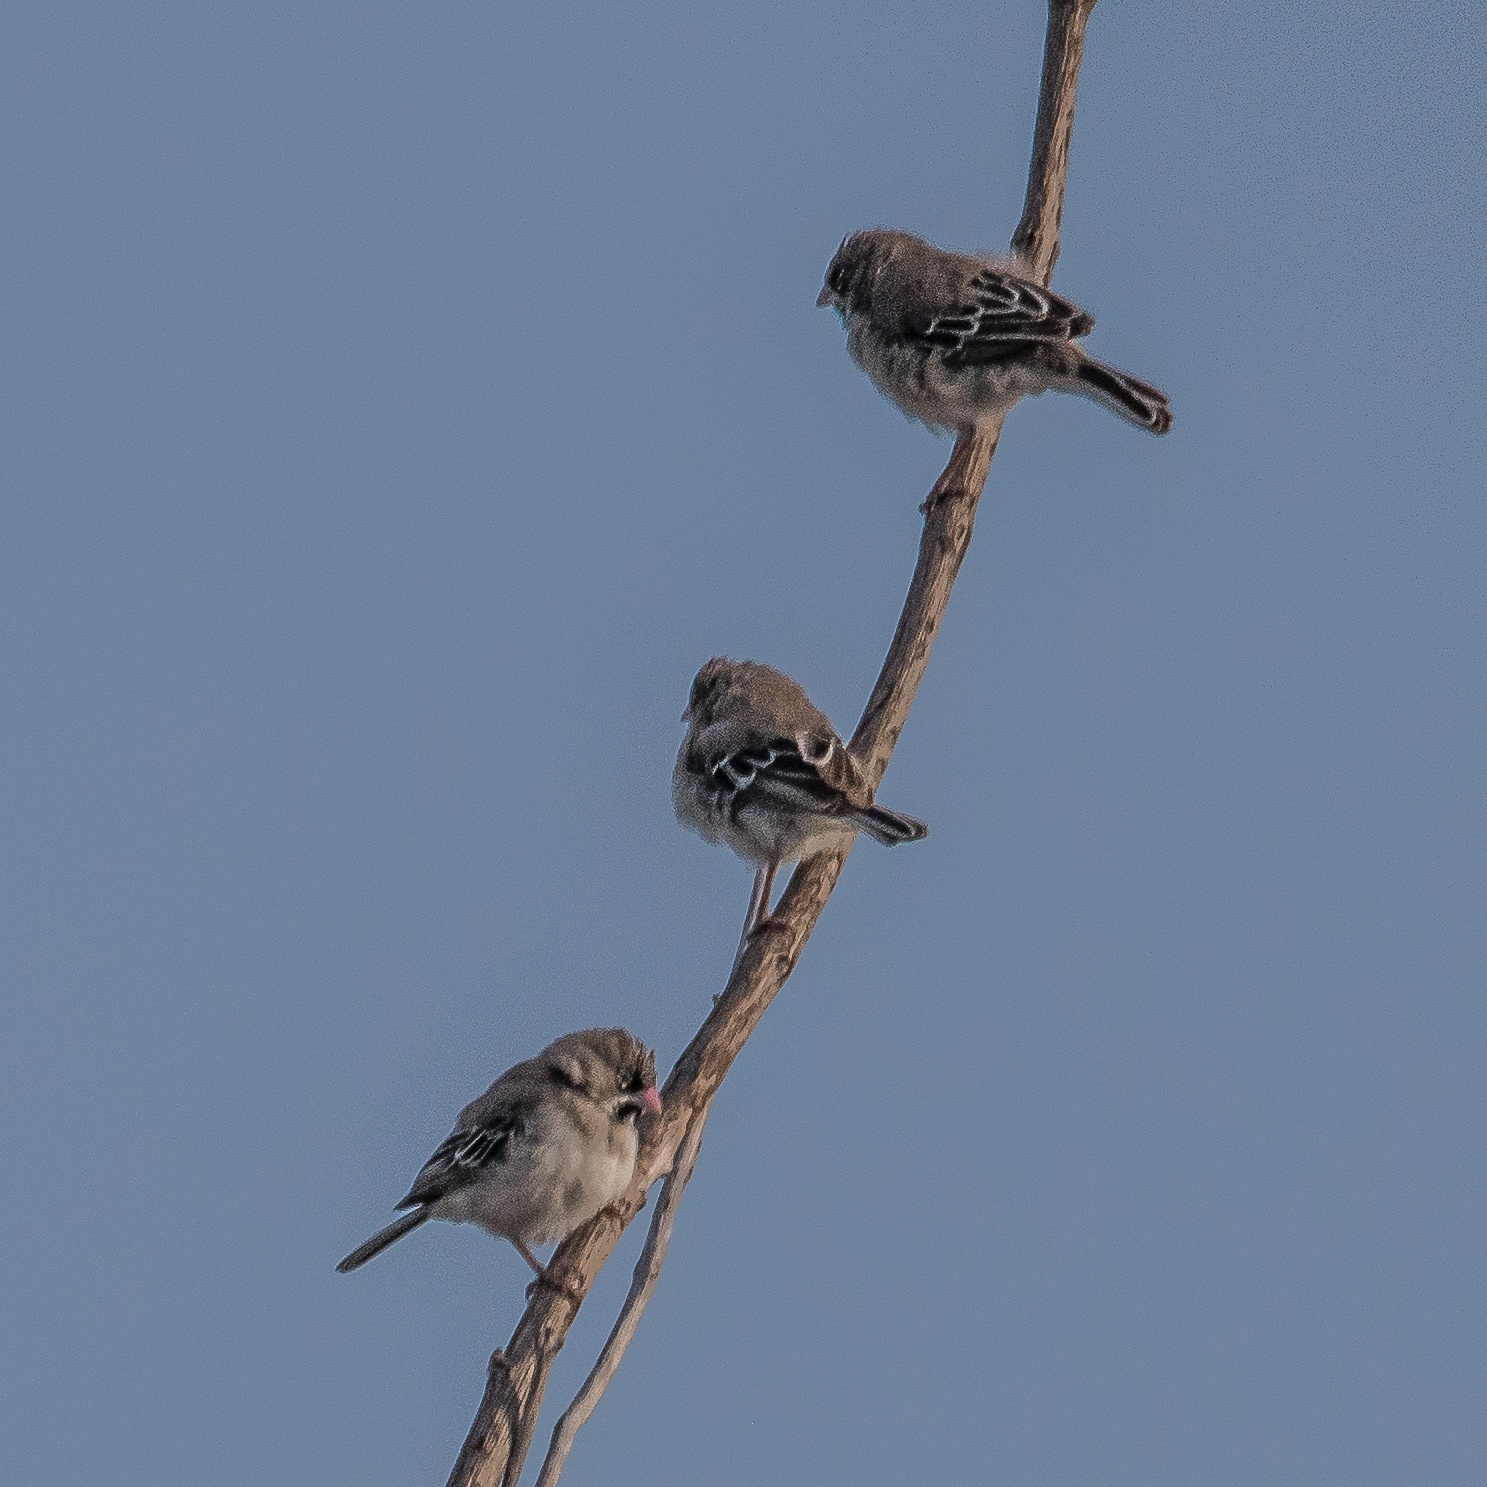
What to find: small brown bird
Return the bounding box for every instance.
[673,658,927,967]
[336,1028,660,1283]
[818,228,1172,436]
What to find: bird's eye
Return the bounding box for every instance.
[620,1070,644,1093]
[828,266,845,291]
[548,1061,584,1091]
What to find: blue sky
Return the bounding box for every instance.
[2,3,1484,1484]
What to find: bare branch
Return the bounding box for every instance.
[531,1109,711,1487]
[1011,0,1099,284]
[445,6,1097,1482]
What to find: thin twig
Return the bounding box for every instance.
[444,6,1097,1483]
[1011,0,1098,284]
[531,1108,710,1487]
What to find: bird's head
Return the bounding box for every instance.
[682,656,740,726]
[816,230,884,312]
[541,1028,661,1125]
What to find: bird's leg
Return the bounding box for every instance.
[514,1239,583,1304]
[728,862,781,979]
[749,861,778,932]
[512,1239,546,1276]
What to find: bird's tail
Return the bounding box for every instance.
[856,804,929,847]
[1073,356,1173,435]
[336,1208,430,1273]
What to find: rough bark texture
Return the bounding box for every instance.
[446,5,1098,1483]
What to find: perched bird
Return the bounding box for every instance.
[674,658,927,967]
[817,228,1172,436]
[337,1028,660,1283]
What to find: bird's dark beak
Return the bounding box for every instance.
[643,1086,662,1115]
[816,285,833,308]
[681,704,692,722]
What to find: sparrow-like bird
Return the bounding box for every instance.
[818,228,1172,436]
[674,658,927,967]
[337,1028,660,1282]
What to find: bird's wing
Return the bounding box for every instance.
[909,266,1094,365]
[691,732,870,821]
[398,1109,524,1208]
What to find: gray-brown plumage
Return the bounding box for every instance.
[673,658,927,966]
[336,1028,660,1281]
[818,229,1172,436]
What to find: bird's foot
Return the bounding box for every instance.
[747,911,790,943]
[525,1267,584,1305]
[920,483,975,514]
[726,912,790,985]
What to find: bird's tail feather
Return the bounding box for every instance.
[336,1208,429,1273]
[1074,358,1173,435]
[857,804,929,847]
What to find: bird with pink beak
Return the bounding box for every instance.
[337,1028,660,1288]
